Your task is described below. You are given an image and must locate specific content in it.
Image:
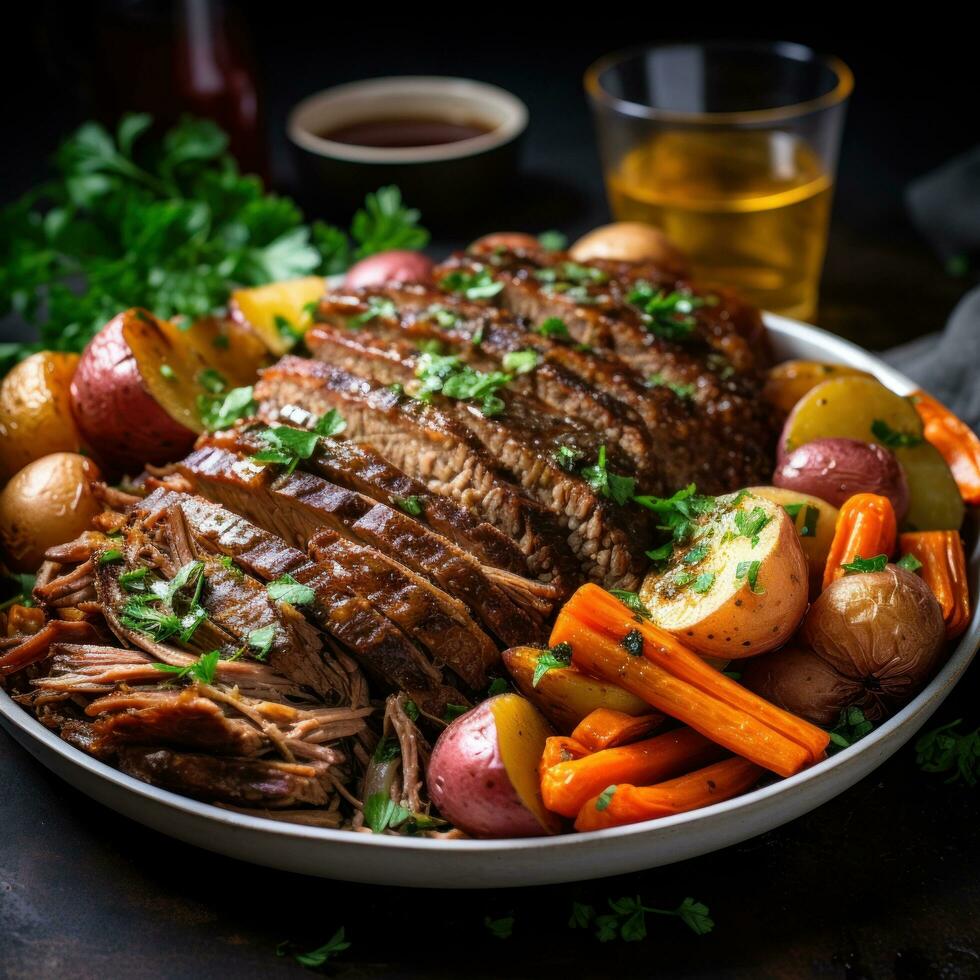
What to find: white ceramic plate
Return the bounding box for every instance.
[2,314,978,888]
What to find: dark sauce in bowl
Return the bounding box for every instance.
[319,116,493,148]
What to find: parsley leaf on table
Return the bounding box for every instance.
[291,928,351,969]
[915,719,980,785]
[484,916,515,939]
[571,896,714,942]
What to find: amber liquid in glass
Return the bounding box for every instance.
[606,130,832,319]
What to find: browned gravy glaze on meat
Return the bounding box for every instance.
[319,116,492,148]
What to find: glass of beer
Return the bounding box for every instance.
[585,42,852,321]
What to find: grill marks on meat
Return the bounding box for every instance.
[434,249,777,489]
[255,356,579,593]
[256,356,647,591]
[136,487,464,713]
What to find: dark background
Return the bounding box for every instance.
[2,5,980,978]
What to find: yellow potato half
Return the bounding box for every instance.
[640,492,809,659]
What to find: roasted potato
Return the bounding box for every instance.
[780,376,964,531]
[0,453,103,570]
[0,352,82,481]
[427,694,561,838]
[774,438,909,522]
[345,250,435,289]
[745,486,838,597]
[469,232,541,253]
[569,222,688,274]
[640,492,809,658]
[763,360,874,415]
[70,310,199,473]
[229,275,326,355]
[502,645,650,732]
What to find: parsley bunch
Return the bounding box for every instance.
[915,719,980,785]
[0,114,428,374]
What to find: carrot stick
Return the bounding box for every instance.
[542,727,724,818]
[539,736,590,776]
[555,585,830,765]
[822,493,897,591]
[911,390,980,504]
[899,531,971,640]
[571,707,664,752]
[574,757,763,832]
[551,612,814,777]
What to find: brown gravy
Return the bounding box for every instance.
[319,116,492,148]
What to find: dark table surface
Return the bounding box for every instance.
[3,12,980,979]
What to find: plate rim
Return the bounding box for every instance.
[1,312,977,861]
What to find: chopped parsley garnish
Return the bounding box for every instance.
[552,445,585,472]
[595,785,617,811]
[801,505,820,537]
[422,304,459,328]
[363,792,410,833]
[98,549,123,565]
[487,677,509,697]
[734,507,771,547]
[898,553,923,573]
[537,316,572,340]
[484,916,515,940]
[634,484,715,545]
[627,283,705,341]
[312,408,347,437]
[572,896,714,941]
[501,349,539,375]
[735,559,765,595]
[403,699,419,722]
[537,230,567,251]
[871,419,923,448]
[291,928,351,969]
[645,541,674,566]
[532,641,573,687]
[827,706,874,753]
[580,445,636,506]
[440,268,504,300]
[416,338,444,355]
[915,719,980,785]
[372,736,401,763]
[393,495,423,516]
[159,363,175,380]
[783,502,804,520]
[681,543,709,565]
[251,425,321,474]
[197,384,256,432]
[534,262,608,286]
[197,368,226,394]
[120,601,182,642]
[610,590,651,618]
[246,624,276,661]
[443,703,469,723]
[275,315,305,350]
[350,295,398,327]
[621,629,644,656]
[691,572,715,594]
[152,649,221,685]
[647,373,696,400]
[267,573,315,607]
[118,567,150,592]
[841,553,889,575]
[414,351,511,417]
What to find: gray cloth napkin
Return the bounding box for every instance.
[883,285,980,432]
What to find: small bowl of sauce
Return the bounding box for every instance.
[288,77,528,225]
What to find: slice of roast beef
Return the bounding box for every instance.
[255,356,580,594]
[116,746,334,807]
[187,436,548,646]
[256,356,648,591]
[135,488,462,713]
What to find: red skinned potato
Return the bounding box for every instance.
[428,694,561,838]
[344,250,434,289]
[774,438,909,522]
[70,310,197,473]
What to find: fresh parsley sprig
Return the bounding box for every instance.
[532,642,573,687]
[570,896,714,941]
[915,719,980,785]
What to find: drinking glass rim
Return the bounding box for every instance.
[584,40,854,125]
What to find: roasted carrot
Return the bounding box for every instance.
[539,735,591,777]
[822,493,897,591]
[574,757,763,832]
[551,612,814,777]
[571,707,664,752]
[554,585,830,767]
[542,727,724,818]
[912,390,980,505]
[899,531,971,640]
